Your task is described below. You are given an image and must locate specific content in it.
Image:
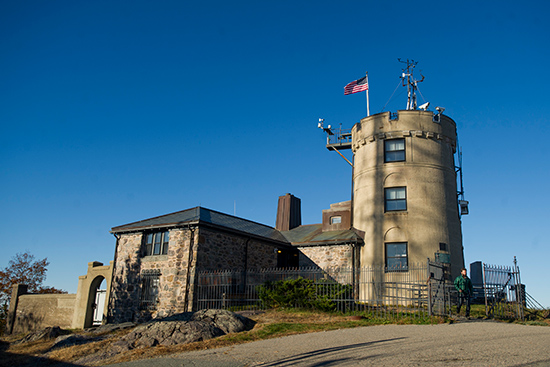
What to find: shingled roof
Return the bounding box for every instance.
[280,224,363,246]
[110,206,289,243]
[111,206,363,248]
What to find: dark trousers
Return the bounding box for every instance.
[457,292,471,316]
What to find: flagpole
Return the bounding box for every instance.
[366,72,370,116]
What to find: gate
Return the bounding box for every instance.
[483,257,524,320]
[427,260,452,317]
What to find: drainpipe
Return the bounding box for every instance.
[243,238,251,295]
[350,242,359,301]
[183,225,196,312]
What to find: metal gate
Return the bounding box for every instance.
[427,260,452,317]
[483,257,524,320]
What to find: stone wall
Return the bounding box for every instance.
[12,294,76,334]
[298,244,355,268]
[195,227,278,270]
[108,229,199,322]
[108,225,282,323]
[139,228,197,319]
[108,232,143,323]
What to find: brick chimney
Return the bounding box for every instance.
[276,193,301,231]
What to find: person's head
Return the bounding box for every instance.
[460,268,467,276]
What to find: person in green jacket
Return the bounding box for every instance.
[454,267,474,317]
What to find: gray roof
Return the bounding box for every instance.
[280,224,363,246]
[111,207,362,247]
[111,207,289,243]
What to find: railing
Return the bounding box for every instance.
[195,264,440,319]
[326,127,352,149]
[139,270,161,310]
[483,262,524,320]
[195,260,528,321]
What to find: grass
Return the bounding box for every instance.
[0,306,546,366]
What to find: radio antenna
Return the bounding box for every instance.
[398,58,424,110]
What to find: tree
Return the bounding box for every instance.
[0,251,65,333]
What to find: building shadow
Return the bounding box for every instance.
[259,337,405,366]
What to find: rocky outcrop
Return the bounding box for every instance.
[75,309,253,364]
[110,309,250,351]
[13,326,63,344]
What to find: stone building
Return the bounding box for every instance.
[107,195,362,323]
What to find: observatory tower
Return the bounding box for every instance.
[323,60,467,278]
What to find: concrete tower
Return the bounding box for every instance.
[351,109,464,277]
[322,61,466,280]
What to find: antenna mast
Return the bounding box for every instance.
[398,58,424,110]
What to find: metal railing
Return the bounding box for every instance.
[194,259,528,321]
[483,260,524,320]
[195,263,442,319]
[139,270,161,310]
[326,127,352,149]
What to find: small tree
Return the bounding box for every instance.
[0,251,65,333]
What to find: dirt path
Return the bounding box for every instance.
[111,320,550,366]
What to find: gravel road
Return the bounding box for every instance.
[111,320,550,367]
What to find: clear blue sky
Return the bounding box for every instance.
[1,1,549,307]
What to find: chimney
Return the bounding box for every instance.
[276,193,301,231]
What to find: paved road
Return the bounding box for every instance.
[111,321,550,366]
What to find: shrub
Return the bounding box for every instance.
[257,277,353,312]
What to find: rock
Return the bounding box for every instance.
[90,321,136,334]
[191,309,250,334]
[15,326,63,344]
[76,309,252,365]
[107,309,249,352]
[51,334,88,349]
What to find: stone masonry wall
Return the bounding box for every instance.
[108,229,199,322]
[247,239,278,269]
[139,228,197,318]
[108,233,143,323]
[195,227,278,270]
[298,244,354,268]
[110,226,283,323]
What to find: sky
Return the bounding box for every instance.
[1,0,549,307]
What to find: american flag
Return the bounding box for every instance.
[344,76,368,95]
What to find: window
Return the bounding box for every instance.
[140,270,160,310]
[330,216,342,224]
[385,187,407,211]
[384,139,405,162]
[144,230,170,256]
[386,242,408,271]
[439,242,448,252]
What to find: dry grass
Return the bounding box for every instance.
[0,309,437,366]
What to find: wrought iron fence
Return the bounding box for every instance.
[483,259,524,320]
[194,258,527,321]
[195,263,447,319]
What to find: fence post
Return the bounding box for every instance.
[483,263,489,317]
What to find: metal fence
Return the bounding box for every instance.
[195,263,448,319]
[483,258,524,320]
[194,259,527,321]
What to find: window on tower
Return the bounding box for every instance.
[384,138,405,162]
[385,242,408,271]
[385,187,407,212]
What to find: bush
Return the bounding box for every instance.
[257,277,352,312]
